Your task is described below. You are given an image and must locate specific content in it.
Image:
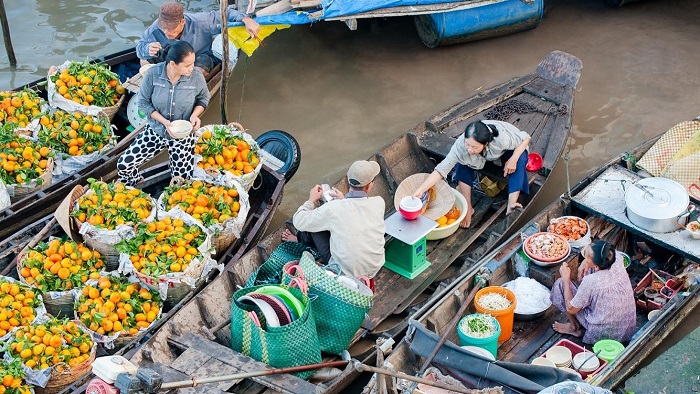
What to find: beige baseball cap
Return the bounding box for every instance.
[347,160,380,187]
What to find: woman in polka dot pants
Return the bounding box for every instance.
[117,40,210,186]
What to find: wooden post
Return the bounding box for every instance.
[219,1,229,124]
[0,0,16,66]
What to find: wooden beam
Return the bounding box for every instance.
[0,0,15,66]
[220,1,229,124]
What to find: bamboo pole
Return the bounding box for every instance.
[0,0,16,66]
[219,1,229,124]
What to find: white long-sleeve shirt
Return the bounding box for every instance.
[293,195,385,278]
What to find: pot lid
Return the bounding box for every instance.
[593,339,625,362]
[625,177,689,219]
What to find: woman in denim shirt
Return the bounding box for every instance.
[117,41,210,186]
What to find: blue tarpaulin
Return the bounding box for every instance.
[234,0,476,26]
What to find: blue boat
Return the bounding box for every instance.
[241,0,545,47]
[414,0,544,47]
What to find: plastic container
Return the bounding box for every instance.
[457,314,501,360]
[474,286,517,342]
[426,188,467,240]
[399,196,423,220]
[91,355,138,384]
[593,339,625,362]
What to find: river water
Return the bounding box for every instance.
[1,0,700,380]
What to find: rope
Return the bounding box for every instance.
[237,55,249,124]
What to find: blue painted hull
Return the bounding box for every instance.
[415,0,544,47]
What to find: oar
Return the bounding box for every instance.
[406,275,488,393]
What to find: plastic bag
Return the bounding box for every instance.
[212,34,240,72]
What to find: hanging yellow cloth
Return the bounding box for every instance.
[228,24,291,56]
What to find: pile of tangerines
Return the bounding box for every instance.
[50,61,125,107]
[72,180,153,229]
[7,317,94,371]
[75,275,161,338]
[0,132,53,186]
[0,359,33,394]
[436,205,462,228]
[0,89,43,129]
[162,180,241,226]
[116,217,207,277]
[19,238,104,293]
[0,278,41,338]
[195,126,259,176]
[37,110,113,156]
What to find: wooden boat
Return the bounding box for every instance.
[77,50,583,394]
[0,48,224,240]
[362,128,700,393]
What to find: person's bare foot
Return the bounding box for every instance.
[282,229,298,242]
[506,202,523,215]
[552,321,582,337]
[459,207,474,228]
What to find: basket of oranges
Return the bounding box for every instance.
[70,180,155,271]
[192,123,262,191]
[158,178,249,255]
[0,129,55,202]
[17,238,105,319]
[6,315,95,393]
[47,60,126,121]
[115,215,216,309]
[0,276,47,339]
[74,274,162,352]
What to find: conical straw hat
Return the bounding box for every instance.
[394,173,456,221]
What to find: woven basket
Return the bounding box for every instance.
[134,270,202,311]
[10,157,54,203]
[83,236,120,272]
[34,345,96,394]
[47,64,125,122]
[41,293,75,319]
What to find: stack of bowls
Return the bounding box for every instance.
[545,345,572,368]
[572,351,601,375]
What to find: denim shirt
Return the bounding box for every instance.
[136,7,247,70]
[138,62,210,138]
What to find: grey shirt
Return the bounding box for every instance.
[138,62,210,138]
[434,120,531,177]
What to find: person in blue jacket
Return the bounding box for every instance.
[136,2,260,78]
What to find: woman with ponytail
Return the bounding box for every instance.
[550,240,637,344]
[413,120,531,228]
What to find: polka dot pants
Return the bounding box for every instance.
[117,124,197,186]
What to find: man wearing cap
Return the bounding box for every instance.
[136,2,260,78]
[285,160,386,281]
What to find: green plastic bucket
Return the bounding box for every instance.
[457,314,501,359]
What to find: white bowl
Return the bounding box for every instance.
[545,346,572,366]
[686,221,700,240]
[426,188,467,241]
[531,357,556,367]
[572,351,601,372]
[169,120,193,139]
[238,295,280,328]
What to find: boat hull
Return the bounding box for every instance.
[415,0,544,48]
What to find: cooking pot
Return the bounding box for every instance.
[625,177,689,233]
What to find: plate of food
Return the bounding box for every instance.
[523,232,571,265]
[548,216,590,246]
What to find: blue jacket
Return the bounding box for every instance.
[136,7,247,71]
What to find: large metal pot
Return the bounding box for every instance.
[625,177,689,233]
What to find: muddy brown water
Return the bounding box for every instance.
[1,0,699,386]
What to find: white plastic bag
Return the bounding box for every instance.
[0,181,11,210]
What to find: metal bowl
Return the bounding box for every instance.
[514,304,552,321]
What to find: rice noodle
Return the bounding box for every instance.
[476,292,512,311]
[503,277,551,315]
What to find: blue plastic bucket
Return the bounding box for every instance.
[457,314,501,359]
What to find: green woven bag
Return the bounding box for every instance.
[282,251,373,355]
[230,284,322,379]
[245,241,318,287]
